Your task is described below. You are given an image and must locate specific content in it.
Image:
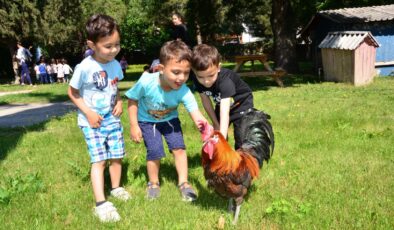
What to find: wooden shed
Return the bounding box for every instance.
[301,4,394,76]
[319,31,379,86]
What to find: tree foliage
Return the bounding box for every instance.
[1,0,394,78]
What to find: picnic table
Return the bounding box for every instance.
[233,54,286,87]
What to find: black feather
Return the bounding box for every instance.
[238,109,275,168]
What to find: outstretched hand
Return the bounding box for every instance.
[197,120,214,142]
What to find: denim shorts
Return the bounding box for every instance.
[139,118,185,161]
[80,122,125,163]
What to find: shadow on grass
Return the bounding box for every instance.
[0,102,76,162]
[0,124,46,162]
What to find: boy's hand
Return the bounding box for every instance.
[130,125,143,143]
[86,111,104,128]
[112,100,123,117]
[198,120,214,142]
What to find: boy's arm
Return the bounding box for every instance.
[112,90,123,117]
[189,109,208,131]
[68,86,103,128]
[219,98,231,138]
[127,99,142,143]
[200,93,220,130]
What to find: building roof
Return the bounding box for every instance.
[301,4,394,37]
[318,31,379,50]
[319,4,394,23]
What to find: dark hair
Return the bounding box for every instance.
[86,14,120,43]
[172,12,183,22]
[191,44,221,71]
[159,40,192,65]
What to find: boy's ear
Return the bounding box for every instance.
[218,62,222,72]
[158,64,164,73]
[86,40,95,50]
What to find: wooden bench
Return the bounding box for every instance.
[233,55,286,87]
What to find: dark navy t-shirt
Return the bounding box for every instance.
[192,68,254,121]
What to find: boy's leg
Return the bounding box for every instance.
[172,149,188,185]
[91,161,107,202]
[147,159,160,185]
[109,159,122,189]
[109,158,130,201]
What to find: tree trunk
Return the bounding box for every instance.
[270,0,298,73]
[195,21,202,45]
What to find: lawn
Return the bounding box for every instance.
[0,65,393,229]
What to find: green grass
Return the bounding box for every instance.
[0,65,393,229]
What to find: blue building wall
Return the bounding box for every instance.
[311,19,394,76]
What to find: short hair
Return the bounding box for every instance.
[86,14,119,43]
[191,44,221,71]
[172,12,183,21]
[159,40,191,66]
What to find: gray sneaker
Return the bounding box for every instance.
[94,201,121,222]
[147,182,160,200]
[178,182,197,202]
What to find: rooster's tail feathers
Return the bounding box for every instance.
[239,109,274,168]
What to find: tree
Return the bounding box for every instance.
[271,0,298,72]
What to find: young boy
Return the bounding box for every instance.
[191,44,254,150]
[68,14,130,223]
[126,40,207,201]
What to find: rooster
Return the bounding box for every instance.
[199,109,274,224]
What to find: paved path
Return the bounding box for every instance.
[0,90,76,127]
[0,102,76,127]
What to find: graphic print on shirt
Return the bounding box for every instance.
[110,77,119,107]
[204,91,222,104]
[93,70,108,90]
[144,100,177,120]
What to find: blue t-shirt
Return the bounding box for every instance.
[69,56,124,127]
[125,72,198,122]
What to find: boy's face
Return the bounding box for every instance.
[159,59,190,91]
[87,31,120,64]
[193,64,220,88]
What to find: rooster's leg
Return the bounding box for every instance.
[228,198,235,213]
[232,204,241,225]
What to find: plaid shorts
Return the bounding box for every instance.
[139,118,185,161]
[81,122,125,163]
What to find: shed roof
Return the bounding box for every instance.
[301,4,394,37]
[319,4,394,23]
[318,31,379,50]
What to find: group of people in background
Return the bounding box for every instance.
[12,42,73,86]
[34,57,73,84]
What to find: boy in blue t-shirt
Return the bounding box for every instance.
[126,40,207,201]
[68,14,130,223]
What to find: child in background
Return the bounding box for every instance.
[51,59,58,83]
[120,56,128,75]
[34,63,40,82]
[38,58,49,84]
[57,58,64,83]
[46,59,55,83]
[68,14,130,222]
[62,59,73,83]
[126,40,207,201]
[191,44,254,150]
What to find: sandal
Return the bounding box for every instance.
[147,182,160,200]
[178,182,197,202]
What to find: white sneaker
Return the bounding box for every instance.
[94,201,121,222]
[110,187,131,201]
